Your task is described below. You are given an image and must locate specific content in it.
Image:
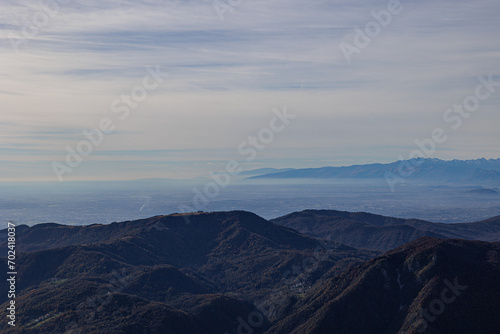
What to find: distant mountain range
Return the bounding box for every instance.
[1,210,499,333]
[238,168,295,177]
[248,158,500,185]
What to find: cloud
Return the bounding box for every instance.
[1,0,499,181]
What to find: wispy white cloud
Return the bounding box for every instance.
[1,0,499,181]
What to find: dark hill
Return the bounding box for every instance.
[271,209,500,250]
[2,211,500,333]
[0,211,374,333]
[268,237,500,334]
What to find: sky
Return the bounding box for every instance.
[1,0,499,182]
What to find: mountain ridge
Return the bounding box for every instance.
[0,210,375,333]
[271,209,500,250]
[249,158,500,185]
[1,210,500,333]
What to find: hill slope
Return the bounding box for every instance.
[0,211,374,333]
[268,237,500,334]
[2,211,500,333]
[272,209,500,250]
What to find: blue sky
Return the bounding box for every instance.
[1,0,499,181]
